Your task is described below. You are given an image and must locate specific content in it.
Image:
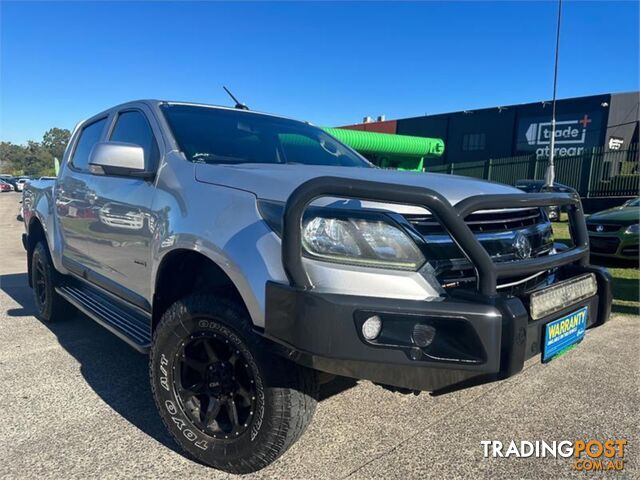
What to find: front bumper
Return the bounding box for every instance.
[588,232,639,259]
[266,177,612,393]
[265,265,611,393]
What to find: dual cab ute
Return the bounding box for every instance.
[22,100,612,473]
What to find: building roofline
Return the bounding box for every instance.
[346,90,639,126]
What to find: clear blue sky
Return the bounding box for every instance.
[1,1,638,144]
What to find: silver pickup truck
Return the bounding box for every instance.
[22,100,612,473]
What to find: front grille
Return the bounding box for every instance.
[586,223,621,233]
[402,207,553,295]
[405,208,543,235]
[435,246,552,284]
[588,236,620,254]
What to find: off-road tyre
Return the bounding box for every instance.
[150,294,318,474]
[30,241,74,322]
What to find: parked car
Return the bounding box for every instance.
[0,179,15,192]
[514,180,575,221]
[0,176,17,188]
[585,198,639,261]
[15,177,30,191]
[23,100,612,473]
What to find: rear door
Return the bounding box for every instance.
[84,105,160,309]
[56,116,109,270]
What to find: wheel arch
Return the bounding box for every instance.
[152,249,251,332]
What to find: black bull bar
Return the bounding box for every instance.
[281,176,590,296]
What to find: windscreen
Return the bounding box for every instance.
[161,104,371,168]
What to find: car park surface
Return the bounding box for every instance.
[0,191,638,479]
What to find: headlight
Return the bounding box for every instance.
[625,224,639,234]
[302,215,425,270]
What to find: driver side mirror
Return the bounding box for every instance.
[89,142,154,179]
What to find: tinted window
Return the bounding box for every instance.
[71,118,107,171]
[110,110,158,169]
[161,104,370,168]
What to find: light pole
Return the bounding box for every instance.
[545,0,563,187]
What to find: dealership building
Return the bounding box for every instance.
[342,91,639,167]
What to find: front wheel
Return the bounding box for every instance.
[150,295,318,474]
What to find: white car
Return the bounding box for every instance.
[15,178,30,192]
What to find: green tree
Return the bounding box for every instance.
[0,141,29,175]
[42,127,71,161]
[21,141,54,176]
[0,127,70,176]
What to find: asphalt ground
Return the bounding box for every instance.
[0,191,637,479]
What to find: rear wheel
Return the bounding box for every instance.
[30,241,74,322]
[150,294,318,473]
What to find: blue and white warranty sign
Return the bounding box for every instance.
[543,307,588,362]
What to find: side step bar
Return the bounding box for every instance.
[56,284,151,353]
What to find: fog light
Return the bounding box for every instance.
[412,324,436,348]
[362,315,382,340]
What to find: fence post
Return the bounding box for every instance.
[483,158,493,180]
[584,148,595,198]
[587,147,601,198]
[529,156,538,179]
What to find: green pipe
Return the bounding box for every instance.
[322,127,445,158]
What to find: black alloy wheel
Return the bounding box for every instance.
[33,252,48,310]
[151,294,318,473]
[175,332,256,439]
[30,241,74,322]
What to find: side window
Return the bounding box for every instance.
[71,118,107,171]
[110,110,159,169]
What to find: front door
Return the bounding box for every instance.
[84,107,161,309]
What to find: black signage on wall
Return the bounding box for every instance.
[515,111,603,159]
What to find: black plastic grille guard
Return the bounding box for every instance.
[281,177,589,297]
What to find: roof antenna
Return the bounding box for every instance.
[223,86,249,110]
[544,0,562,188]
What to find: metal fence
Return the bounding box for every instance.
[425,144,639,198]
